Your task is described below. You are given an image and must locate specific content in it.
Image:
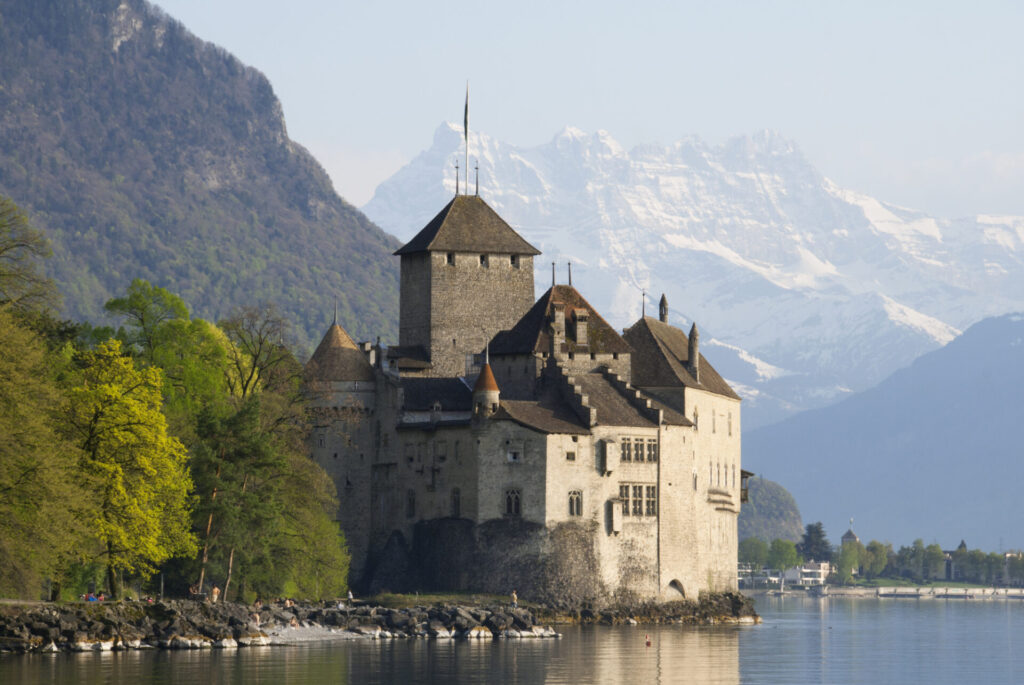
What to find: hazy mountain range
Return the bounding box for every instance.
[364,123,1024,428]
[745,313,1024,551]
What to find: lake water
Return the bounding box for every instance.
[3,595,1023,683]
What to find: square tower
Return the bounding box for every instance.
[393,196,540,377]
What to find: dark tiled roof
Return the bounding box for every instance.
[386,345,431,369]
[305,324,375,382]
[623,317,741,400]
[493,399,590,435]
[400,377,472,411]
[394,196,540,256]
[576,373,657,428]
[490,285,633,356]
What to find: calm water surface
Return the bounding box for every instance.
[2,595,1022,684]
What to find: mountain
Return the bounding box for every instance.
[0,0,399,350]
[744,313,1024,551]
[363,123,1024,428]
[737,477,804,544]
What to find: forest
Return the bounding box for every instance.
[0,196,350,601]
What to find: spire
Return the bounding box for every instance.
[464,81,469,196]
[552,261,556,287]
[474,160,479,196]
[568,262,572,286]
[659,294,668,323]
[641,289,646,318]
[454,160,459,195]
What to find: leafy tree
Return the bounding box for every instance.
[0,308,89,597]
[797,522,832,562]
[924,543,945,581]
[0,196,58,312]
[739,537,770,568]
[863,540,891,579]
[835,541,863,585]
[768,538,801,572]
[63,340,198,596]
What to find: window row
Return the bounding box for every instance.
[707,462,738,489]
[620,437,658,463]
[693,407,734,436]
[446,252,521,268]
[404,440,460,463]
[619,483,658,517]
[503,489,585,518]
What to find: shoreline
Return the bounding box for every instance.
[0,592,758,654]
[745,586,1024,600]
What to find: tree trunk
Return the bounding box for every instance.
[197,466,221,594]
[106,541,121,598]
[223,546,235,602]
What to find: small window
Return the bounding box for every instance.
[647,439,658,462]
[728,412,733,437]
[505,489,521,516]
[621,438,632,463]
[713,410,717,433]
[318,437,325,448]
[333,453,338,460]
[569,490,583,517]
[479,254,488,266]
[633,440,644,463]
[510,255,519,267]
[693,473,698,491]
[619,484,630,516]
[632,485,643,516]
[645,486,657,516]
[566,451,576,461]
[507,447,521,462]
[694,408,699,430]
[406,490,416,518]
[451,488,461,518]
[446,252,455,265]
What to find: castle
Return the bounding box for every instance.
[305,193,747,603]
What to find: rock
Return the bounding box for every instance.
[466,625,493,640]
[351,624,381,637]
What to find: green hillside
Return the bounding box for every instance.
[0,0,399,351]
[738,476,804,543]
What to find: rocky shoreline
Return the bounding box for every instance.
[0,592,758,654]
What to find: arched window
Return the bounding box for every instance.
[505,489,521,517]
[451,488,461,518]
[568,490,583,517]
[728,412,733,437]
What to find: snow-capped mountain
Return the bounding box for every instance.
[363,123,1024,428]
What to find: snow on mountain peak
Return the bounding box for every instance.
[364,125,1024,428]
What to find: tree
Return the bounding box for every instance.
[768,539,801,572]
[863,540,891,579]
[0,308,89,597]
[924,544,945,581]
[835,541,864,585]
[0,196,58,312]
[797,522,832,563]
[739,537,770,568]
[64,340,197,596]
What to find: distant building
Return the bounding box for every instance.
[305,193,748,602]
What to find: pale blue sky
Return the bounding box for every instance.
[154,0,1024,217]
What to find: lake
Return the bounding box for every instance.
[2,595,1022,683]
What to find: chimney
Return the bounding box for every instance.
[572,308,589,347]
[688,322,700,383]
[551,301,566,354]
[659,294,668,323]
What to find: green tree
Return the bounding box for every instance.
[924,544,945,581]
[768,538,801,572]
[0,308,90,597]
[863,540,891,579]
[797,522,832,562]
[835,541,864,585]
[0,196,58,312]
[739,537,770,568]
[64,340,198,596]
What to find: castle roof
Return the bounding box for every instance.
[493,400,590,435]
[622,316,740,400]
[305,323,375,383]
[489,285,633,356]
[400,377,472,411]
[394,195,541,256]
[473,362,499,392]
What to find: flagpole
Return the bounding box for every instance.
[464,81,469,196]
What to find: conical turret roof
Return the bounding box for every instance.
[395,195,540,256]
[306,323,375,382]
[473,362,500,393]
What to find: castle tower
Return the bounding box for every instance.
[473,360,500,417]
[392,196,540,377]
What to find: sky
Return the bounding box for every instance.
[152,0,1024,217]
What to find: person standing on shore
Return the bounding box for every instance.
[211,585,220,603]
[511,590,518,609]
